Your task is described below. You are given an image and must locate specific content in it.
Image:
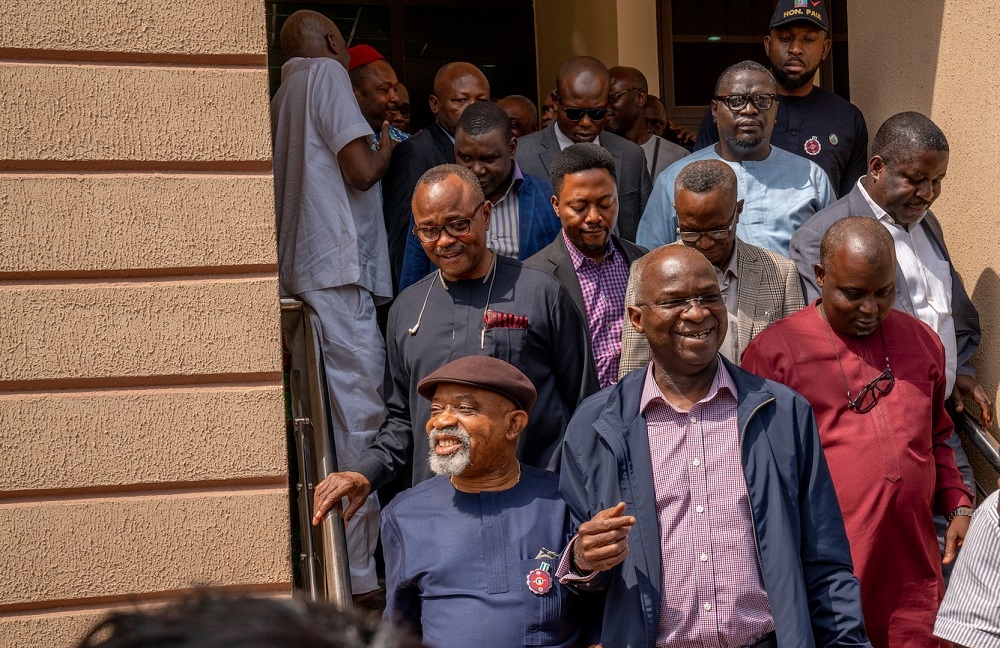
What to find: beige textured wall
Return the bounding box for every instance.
[534,0,620,105]
[849,3,1000,442]
[0,0,289,645]
[615,0,661,96]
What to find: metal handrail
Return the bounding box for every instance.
[953,410,1000,499]
[280,298,353,608]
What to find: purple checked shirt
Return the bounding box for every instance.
[562,230,629,388]
[642,360,774,647]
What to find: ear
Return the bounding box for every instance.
[763,34,772,58]
[627,304,645,334]
[869,155,885,181]
[481,201,492,230]
[814,263,826,288]
[509,136,517,158]
[821,38,832,61]
[636,89,648,107]
[505,410,528,441]
[710,99,720,125]
[551,193,560,217]
[428,94,440,116]
[735,199,745,221]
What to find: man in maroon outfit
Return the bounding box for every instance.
[742,217,973,648]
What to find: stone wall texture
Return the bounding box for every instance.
[1,1,289,645]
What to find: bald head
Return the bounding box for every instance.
[632,244,715,306]
[608,66,648,91]
[429,62,490,135]
[554,56,611,144]
[820,217,896,272]
[279,10,347,66]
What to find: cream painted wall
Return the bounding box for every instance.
[850,3,1000,445]
[616,0,661,96]
[534,0,620,103]
[0,0,289,645]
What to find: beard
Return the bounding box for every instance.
[427,425,472,477]
[722,130,764,151]
[772,61,820,91]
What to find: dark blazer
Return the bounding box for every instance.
[398,171,562,291]
[515,124,652,242]
[382,121,455,289]
[789,184,982,377]
[559,360,870,648]
[524,232,646,318]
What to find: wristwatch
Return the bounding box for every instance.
[946,506,974,522]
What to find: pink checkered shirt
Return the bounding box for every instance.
[562,230,629,388]
[641,361,774,647]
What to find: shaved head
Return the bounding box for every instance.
[608,66,648,91]
[820,216,896,271]
[279,10,346,65]
[556,56,609,93]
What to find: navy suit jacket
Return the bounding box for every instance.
[382,121,455,290]
[399,171,561,290]
[789,184,981,377]
[515,124,652,242]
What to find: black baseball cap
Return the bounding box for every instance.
[769,0,829,32]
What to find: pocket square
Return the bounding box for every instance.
[484,309,528,330]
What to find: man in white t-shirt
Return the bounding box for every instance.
[270,9,395,600]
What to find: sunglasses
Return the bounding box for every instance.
[559,105,609,122]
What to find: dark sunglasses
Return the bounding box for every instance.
[560,106,609,122]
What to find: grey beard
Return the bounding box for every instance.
[428,426,472,476]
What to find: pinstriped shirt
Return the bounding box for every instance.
[563,230,629,388]
[641,361,774,647]
[934,489,1000,647]
[487,163,524,258]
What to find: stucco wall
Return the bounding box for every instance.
[0,1,289,645]
[849,3,1000,444]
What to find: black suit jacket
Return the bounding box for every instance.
[382,122,455,289]
[515,125,652,242]
[525,233,647,318]
[789,184,982,377]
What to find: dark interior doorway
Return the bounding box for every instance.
[265,1,537,133]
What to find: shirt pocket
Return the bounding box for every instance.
[483,326,527,368]
[520,558,573,646]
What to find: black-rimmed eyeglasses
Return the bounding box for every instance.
[675,206,738,243]
[848,365,895,413]
[412,201,484,243]
[714,94,777,112]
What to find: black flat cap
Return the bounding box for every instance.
[417,356,537,416]
[769,0,829,32]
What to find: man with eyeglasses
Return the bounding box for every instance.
[743,217,973,648]
[619,160,803,376]
[516,56,652,242]
[398,101,561,291]
[693,0,868,199]
[637,60,834,258]
[382,62,490,289]
[312,164,598,534]
[556,243,869,647]
[605,66,688,183]
[388,82,410,134]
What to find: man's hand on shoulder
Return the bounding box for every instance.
[573,502,636,573]
[311,471,371,526]
[951,374,994,427]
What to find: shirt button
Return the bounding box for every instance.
[704,603,712,611]
[689,416,697,423]
[928,295,935,302]
[700,553,708,562]
[696,505,704,514]
[692,459,701,467]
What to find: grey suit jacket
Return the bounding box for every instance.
[618,239,805,378]
[789,184,981,377]
[525,233,647,317]
[515,124,652,242]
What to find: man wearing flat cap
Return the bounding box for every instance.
[381,356,584,648]
[693,0,868,199]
